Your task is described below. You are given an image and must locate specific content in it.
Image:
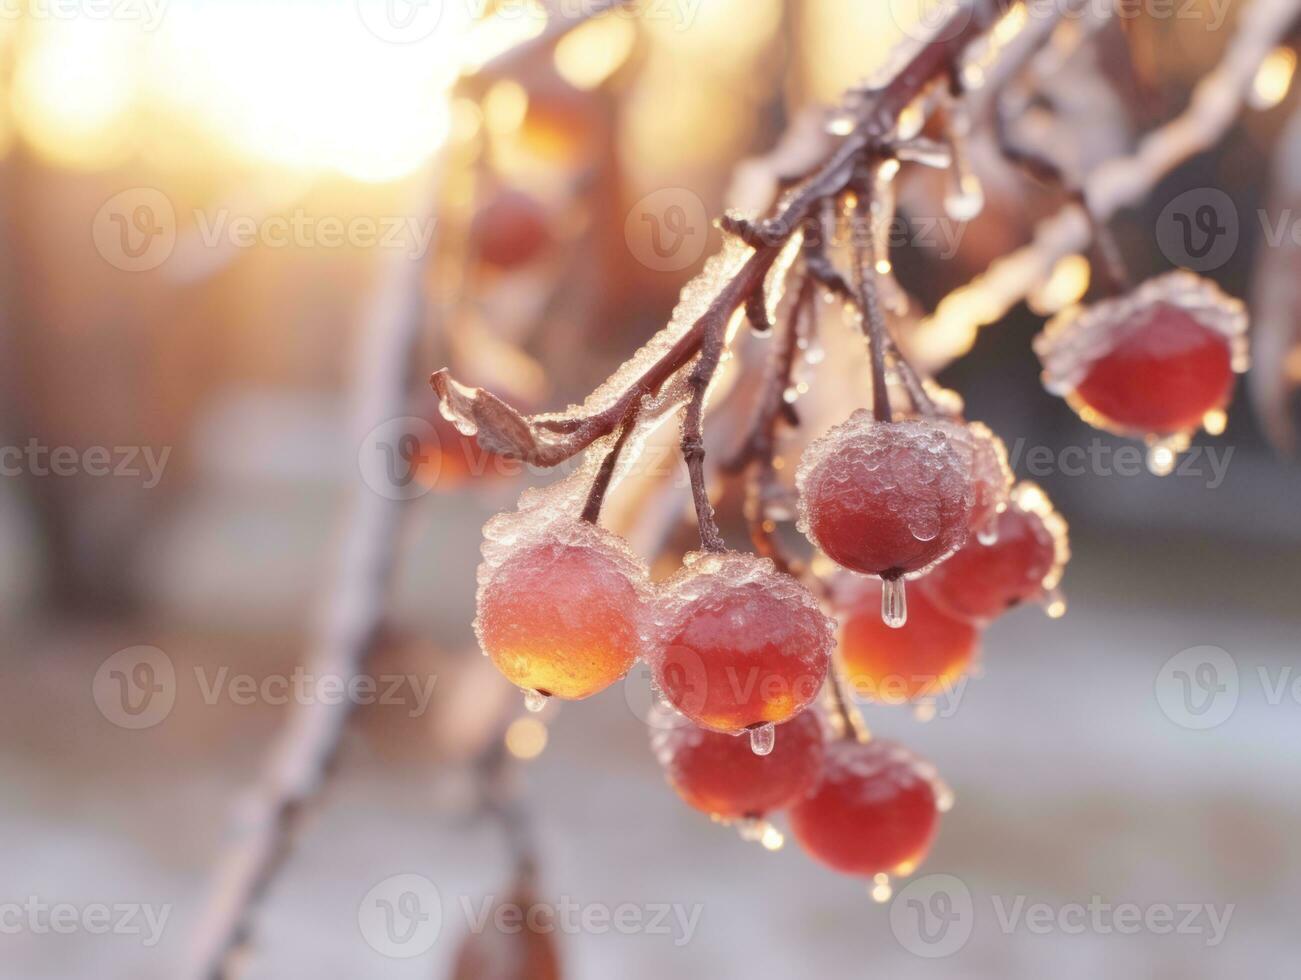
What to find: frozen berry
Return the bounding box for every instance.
[650,552,833,735]
[921,482,1070,623]
[477,518,646,700]
[796,413,976,580]
[653,709,825,820]
[967,421,1012,539]
[473,189,551,269]
[1035,271,1248,438]
[790,739,940,877]
[837,576,978,704]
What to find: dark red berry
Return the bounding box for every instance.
[650,553,833,734]
[653,709,825,820]
[921,482,1069,623]
[790,739,940,877]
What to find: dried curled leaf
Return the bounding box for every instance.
[431,369,540,460]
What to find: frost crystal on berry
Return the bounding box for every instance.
[649,551,834,735]
[476,515,650,701]
[795,412,977,580]
[1033,270,1248,442]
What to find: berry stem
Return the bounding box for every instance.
[580,401,642,525]
[824,659,871,744]
[735,273,816,574]
[994,98,1131,296]
[682,305,733,554]
[851,189,895,424]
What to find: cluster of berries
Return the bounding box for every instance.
[467,270,1246,889]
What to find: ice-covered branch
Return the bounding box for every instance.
[915,0,1301,367]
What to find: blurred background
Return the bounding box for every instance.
[1,0,1299,977]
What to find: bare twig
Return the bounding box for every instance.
[187,215,432,980]
[918,0,1301,366]
[580,400,642,524]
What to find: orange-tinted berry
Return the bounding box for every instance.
[653,709,825,820]
[837,577,978,704]
[790,739,940,877]
[477,519,645,700]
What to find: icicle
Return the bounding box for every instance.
[1145,438,1180,476]
[894,139,952,169]
[976,511,1000,545]
[871,160,910,315]
[881,576,908,628]
[760,823,785,851]
[748,722,776,756]
[944,97,985,222]
[933,778,956,813]
[522,689,549,713]
[871,873,893,903]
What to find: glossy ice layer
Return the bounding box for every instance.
[649,552,834,734]
[796,413,977,579]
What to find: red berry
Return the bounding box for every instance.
[790,739,940,877]
[650,552,833,735]
[837,576,978,704]
[1036,272,1247,438]
[967,421,1012,538]
[796,414,976,580]
[473,189,551,269]
[477,518,646,700]
[653,709,825,820]
[921,482,1070,623]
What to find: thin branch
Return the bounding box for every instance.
[993,92,1131,295]
[435,0,1008,465]
[580,401,642,524]
[850,191,895,424]
[188,213,432,980]
[918,0,1301,366]
[682,310,732,553]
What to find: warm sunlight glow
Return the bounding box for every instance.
[12,0,481,181]
[13,20,140,169]
[554,15,636,91]
[1250,46,1297,110]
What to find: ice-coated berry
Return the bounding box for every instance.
[790,739,940,877]
[837,576,978,704]
[967,421,1012,537]
[796,413,976,579]
[476,517,646,700]
[1035,271,1247,438]
[653,709,825,820]
[921,482,1069,623]
[649,552,834,735]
